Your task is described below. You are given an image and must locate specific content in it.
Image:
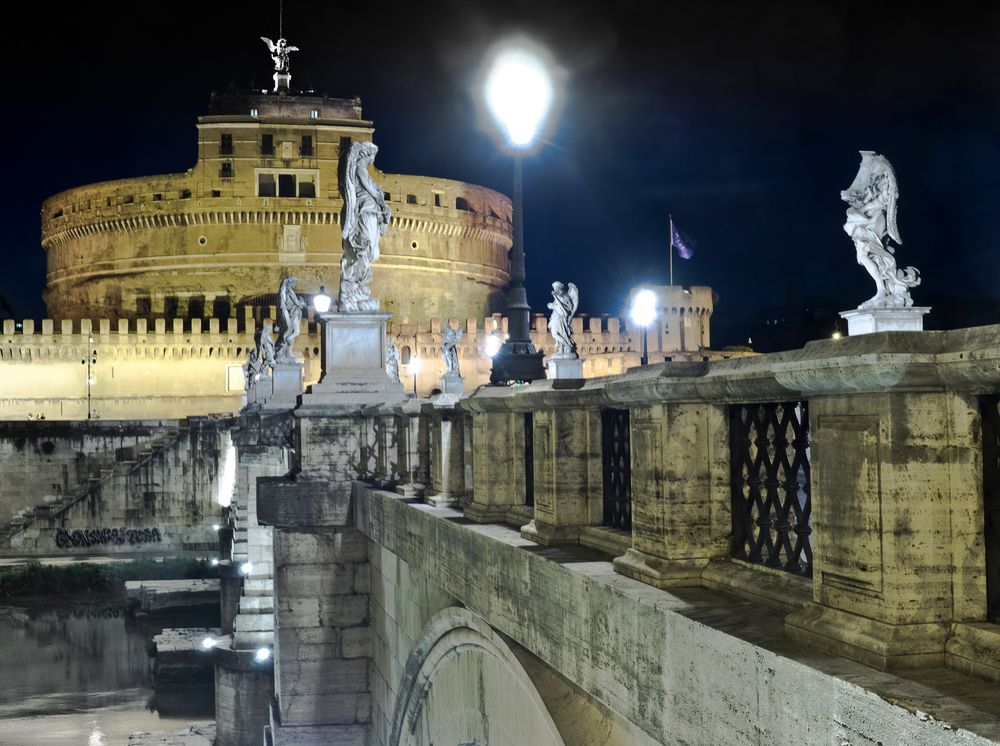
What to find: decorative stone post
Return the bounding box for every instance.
[521,402,603,545]
[613,402,730,587]
[425,400,470,509]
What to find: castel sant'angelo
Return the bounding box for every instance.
[3,39,721,419]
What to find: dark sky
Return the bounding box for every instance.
[8,1,1000,330]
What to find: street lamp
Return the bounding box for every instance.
[312,285,332,314]
[630,290,657,366]
[484,331,502,358]
[484,43,554,385]
[409,356,421,396]
[81,336,97,419]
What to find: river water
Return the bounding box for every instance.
[0,597,216,746]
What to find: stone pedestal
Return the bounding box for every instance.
[546,356,584,379]
[784,390,983,670]
[440,373,464,396]
[214,637,274,746]
[465,410,529,523]
[839,306,930,335]
[248,363,303,412]
[301,312,405,408]
[273,72,290,92]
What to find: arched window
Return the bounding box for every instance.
[400,345,412,365]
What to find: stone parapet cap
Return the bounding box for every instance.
[462,324,1000,411]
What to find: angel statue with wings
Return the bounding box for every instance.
[340,141,392,312]
[841,151,920,309]
[260,36,299,74]
[441,321,463,378]
[547,281,580,358]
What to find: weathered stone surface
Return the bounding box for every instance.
[127,579,220,614]
[127,724,216,746]
[356,486,1000,746]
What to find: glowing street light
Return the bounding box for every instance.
[255,647,272,662]
[484,332,502,358]
[240,561,253,575]
[201,636,216,650]
[630,290,658,366]
[312,285,332,314]
[483,42,557,385]
[485,49,553,147]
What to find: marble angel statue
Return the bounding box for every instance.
[841,151,920,308]
[385,340,401,383]
[340,141,392,312]
[441,321,463,378]
[245,321,277,391]
[547,281,580,358]
[275,277,306,363]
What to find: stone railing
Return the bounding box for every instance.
[331,325,1000,680]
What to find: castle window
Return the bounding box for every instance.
[310,109,319,119]
[123,195,134,204]
[434,193,442,207]
[249,108,258,117]
[455,196,473,212]
[278,173,296,197]
[406,194,417,205]
[384,192,391,201]
[211,189,221,198]
[298,176,316,198]
[261,134,274,156]
[153,193,162,201]
[53,209,63,218]
[219,133,233,155]
[300,135,313,156]
[400,345,411,365]
[180,189,192,199]
[220,162,234,178]
[258,173,276,197]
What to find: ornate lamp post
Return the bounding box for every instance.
[630,290,657,366]
[484,46,553,385]
[81,336,97,419]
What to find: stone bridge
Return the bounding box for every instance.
[214,325,1000,745]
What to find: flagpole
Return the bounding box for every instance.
[669,214,674,286]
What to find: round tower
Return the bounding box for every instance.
[41,90,512,324]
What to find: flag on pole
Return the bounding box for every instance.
[671,221,695,259]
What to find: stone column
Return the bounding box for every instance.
[426,402,469,509]
[465,410,527,523]
[257,413,373,744]
[613,402,730,587]
[785,390,985,670]
[521,407,602,545]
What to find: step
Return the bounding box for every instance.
[234,612,274,634]
[239,595,274,613]
[244,578,273,594]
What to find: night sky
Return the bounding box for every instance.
[8,1,1000,343]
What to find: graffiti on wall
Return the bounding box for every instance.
[55,527,163,549]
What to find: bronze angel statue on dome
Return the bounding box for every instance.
[260,37,299,74]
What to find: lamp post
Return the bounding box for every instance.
[81,336,97,419]
[484,45,553,385]
[630,290,657,366]
[409,357,421,396]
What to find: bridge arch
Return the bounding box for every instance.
[388,607,565,746]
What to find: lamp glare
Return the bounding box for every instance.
[485,50,552,146]
[630,289,658,328]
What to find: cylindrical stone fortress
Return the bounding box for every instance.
[41,91,512,323]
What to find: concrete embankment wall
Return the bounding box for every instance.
[0,419,235,556]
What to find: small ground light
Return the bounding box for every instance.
[213,524,221,531]
[201,637,216,649]
[832,331,842,339]
[210,558,220,566]
[240,562,253,575]
[255,647,271,662]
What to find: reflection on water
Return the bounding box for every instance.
[0,597,216,745]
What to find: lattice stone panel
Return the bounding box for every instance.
[729,401,812,577]
[601,408,632,531]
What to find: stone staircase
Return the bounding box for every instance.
[0,427,182,551]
